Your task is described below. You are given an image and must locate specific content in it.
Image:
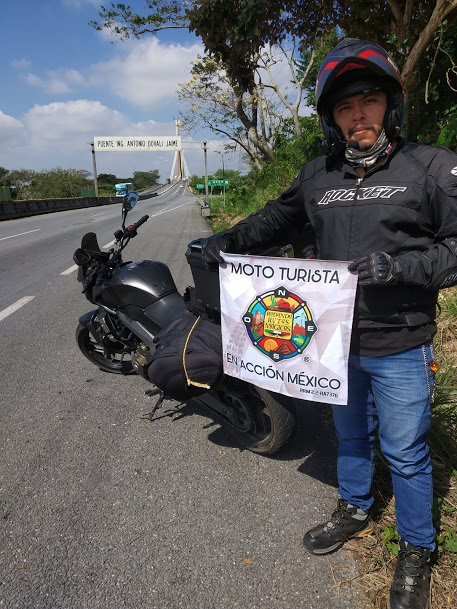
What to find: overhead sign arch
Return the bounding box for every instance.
[93,136,181,152]
[90,131,188,190]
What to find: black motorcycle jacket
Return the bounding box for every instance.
[223,139,457,329]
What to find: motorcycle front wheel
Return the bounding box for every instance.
[212,384,296,455]
[76,323,134,374]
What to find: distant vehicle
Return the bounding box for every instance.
[115,182,135,197]
[180,185,185,188]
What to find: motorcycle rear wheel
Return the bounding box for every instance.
[76,323,134,374]
[214,385,296,455]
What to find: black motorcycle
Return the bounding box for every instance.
[73,193,296,455]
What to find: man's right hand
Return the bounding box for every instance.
[201,233,230,269]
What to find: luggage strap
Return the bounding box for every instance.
[182,316,211,389]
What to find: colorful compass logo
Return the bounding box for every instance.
[242,286,318,361]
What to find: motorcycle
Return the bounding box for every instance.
[73,192,296,455]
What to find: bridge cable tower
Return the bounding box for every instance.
[170,120,189,181]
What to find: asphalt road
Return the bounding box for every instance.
[0,185,365,609]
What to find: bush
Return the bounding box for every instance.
[210,115,322,232]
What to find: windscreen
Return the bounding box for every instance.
[81,232,101,252]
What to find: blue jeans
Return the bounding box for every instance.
[332,344,436,550]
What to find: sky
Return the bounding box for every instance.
[0,0,246,182]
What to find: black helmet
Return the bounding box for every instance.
[316,39,406,155]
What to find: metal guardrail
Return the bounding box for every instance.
[0,196,121,221]
[0,181,185,221]
[0,191,161,221]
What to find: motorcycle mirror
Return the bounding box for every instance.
[73,248,91,265]
[123,192,139,212]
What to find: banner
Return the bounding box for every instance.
[219,254,358,405]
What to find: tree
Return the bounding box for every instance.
[5,169,38,200]
[186,0,457,139]
[257,42,316,140]
[0,166,9,183]
[407,17,457,147]
[213,168,241,180]
[98,173,118,185]
[89,1,189,38]
[132,170,160,190]
[179,40,328,169]
[186,1,457,90]
[32,168,92,199]
[179,55,279,170]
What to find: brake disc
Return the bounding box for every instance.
[222,392,253,432]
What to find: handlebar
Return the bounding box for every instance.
[78,213,149,289]
[134,215,149,230]
[124,215,149,238]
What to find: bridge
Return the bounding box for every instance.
[92,121,191,195]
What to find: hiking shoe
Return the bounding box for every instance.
[388,538,431,609]
[303,498,373,555]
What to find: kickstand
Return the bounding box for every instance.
[142,386,165,421]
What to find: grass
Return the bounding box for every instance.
[206,202,457,607]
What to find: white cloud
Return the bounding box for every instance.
[0,110,24,143]
[88,38,203,110]
[0,99,196,178]
[23,68,86,94]
[23,100,128,145]
[60,0,101,8]
[0,37,237,178]
[22,71,73,95]
[11,57,32,70]
[19,37,203,113]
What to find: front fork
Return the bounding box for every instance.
[79,309,100,337]
[79,308,121,349]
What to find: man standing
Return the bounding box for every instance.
[202,39,457,609]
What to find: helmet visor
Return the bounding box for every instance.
[322,70,392,111]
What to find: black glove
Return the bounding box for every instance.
[201,233,231,269]
[348,251,402,286]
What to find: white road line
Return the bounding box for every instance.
[0,229,40,241]
[150,202,190,217]
[60,240,116,275]
[61,264,78,275]
[0,296,35,322]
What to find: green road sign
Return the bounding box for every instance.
[196,184,205,188]
[207,179,229,186]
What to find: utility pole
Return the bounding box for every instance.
[221,154,226,206]
[203,140,209,203]
[90,142,99,198]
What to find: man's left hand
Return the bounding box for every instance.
[348,251,402,286]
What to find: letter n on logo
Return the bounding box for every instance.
[274,286,290,298]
